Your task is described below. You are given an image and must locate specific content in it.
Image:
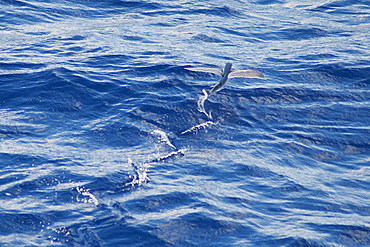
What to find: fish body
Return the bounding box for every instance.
[209,62,232,96]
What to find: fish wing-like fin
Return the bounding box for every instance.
[229,69,265,79]
[185,67,223,76]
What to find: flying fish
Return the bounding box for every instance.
[186,63,265,118]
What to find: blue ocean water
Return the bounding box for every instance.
[1,0,370,246]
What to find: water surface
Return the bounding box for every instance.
[1,0,370,246]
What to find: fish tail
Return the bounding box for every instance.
[197,89,208,113]
[197,89,212,119]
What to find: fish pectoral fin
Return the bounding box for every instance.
[185,67,223,76]
[228,69,265,79]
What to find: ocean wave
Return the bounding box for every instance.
[1,0,370,246]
